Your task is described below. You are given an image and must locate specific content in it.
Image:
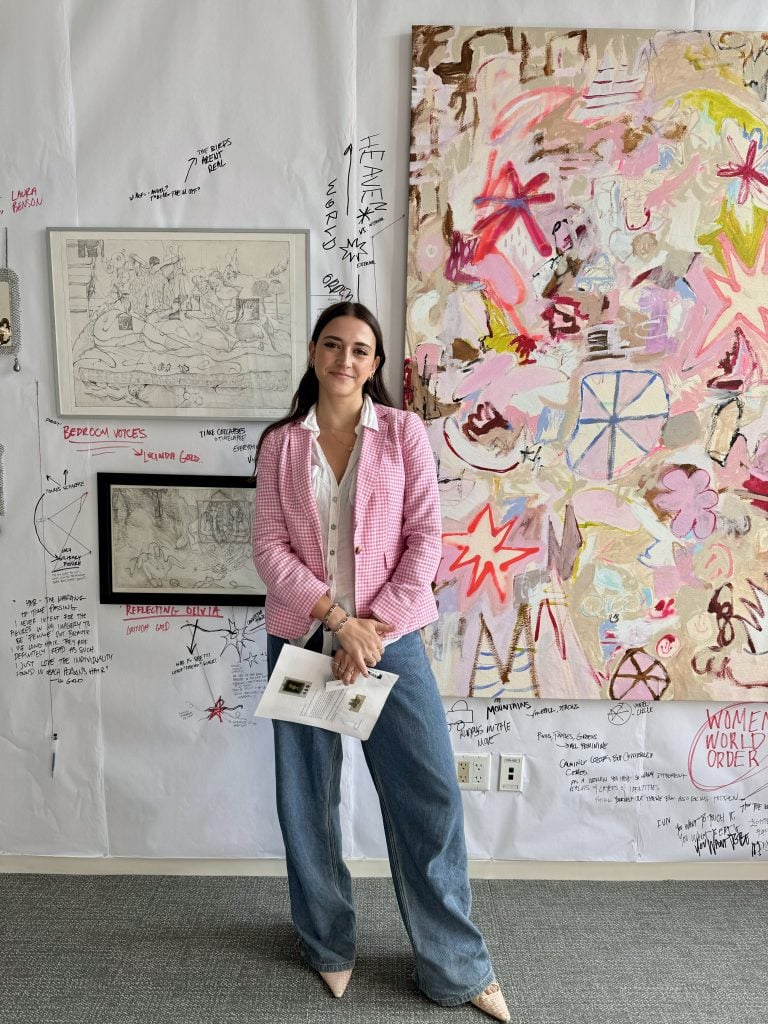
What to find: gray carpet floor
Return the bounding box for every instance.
[0,875,764,1024]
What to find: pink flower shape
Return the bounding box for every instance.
[654,467,718,539]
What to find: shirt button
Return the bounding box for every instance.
[330,549,335,556]
[332,496,338,503]
[331,524,337,530]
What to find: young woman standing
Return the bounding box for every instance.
[253,301,510,1022]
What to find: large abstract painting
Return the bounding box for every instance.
[407,27,768,700]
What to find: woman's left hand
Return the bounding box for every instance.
[332,650,364,685]
[332,617,392,684]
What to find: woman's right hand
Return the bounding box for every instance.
[333,616,393,682]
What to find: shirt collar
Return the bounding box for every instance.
[300,395,379,435]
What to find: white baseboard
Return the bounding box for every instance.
[1,856,767,880]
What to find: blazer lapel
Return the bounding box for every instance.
[290,424,324,560]
[355,407,389,523]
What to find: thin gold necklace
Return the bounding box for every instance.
[322,426,356,453]
[317,414,359,454]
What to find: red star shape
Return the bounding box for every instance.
[443,504,539,602]
[206,696,227,722]
[717,137,768,205]
[473,154,555,259]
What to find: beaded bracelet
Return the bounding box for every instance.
[322,602,340,631]
[331,613,350,636]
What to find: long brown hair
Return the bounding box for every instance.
[254,301,395,466]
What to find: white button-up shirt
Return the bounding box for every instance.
[295,396,379,652]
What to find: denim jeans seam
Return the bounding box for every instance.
[327,733,343,892]
[369,764,490,1004]
[365,754,419,959]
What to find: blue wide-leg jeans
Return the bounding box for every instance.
[267,628,495,1007]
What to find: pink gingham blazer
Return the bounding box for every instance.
[253,403,442,640]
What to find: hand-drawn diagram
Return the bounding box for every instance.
[608,704,633,726]
[177,608,265,726]
[204,696,244,722]
[48,229,308,419]
[446,699,474,731]
[180,694,247,725]
[408,26,768,700]
[99,474,265,603]
[181,608,263,662]
[33,477,91,581]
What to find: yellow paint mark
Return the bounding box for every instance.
[683,47,744,88]
[698,200,768,269]
[481,297,518,354]
[673,89,767,136]
[579,520,638,536]
[481,296,539,364]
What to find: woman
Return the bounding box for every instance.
[253,301,510,1022]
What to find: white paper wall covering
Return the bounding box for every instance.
[0,0,109,857]
[0,0,767,861]
[345,697,768,862]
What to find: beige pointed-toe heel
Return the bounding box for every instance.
[470,980,511,1022]
[319,968,353,998]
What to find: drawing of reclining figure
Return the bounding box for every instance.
[72,293,290,379]
[73,295,222,361]
[126,541,185,585]
[191,269,290,354]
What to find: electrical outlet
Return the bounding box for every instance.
[499,754,524,792]
[454,753,491,791]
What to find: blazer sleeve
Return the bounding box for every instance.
[368,412,442,628]
[253,430,329,620]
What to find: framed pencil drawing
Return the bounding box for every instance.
[48,228,309,419]
[97,472,265,606]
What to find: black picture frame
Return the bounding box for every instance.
[97,472,264,606]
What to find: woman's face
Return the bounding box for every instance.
[310,315,380,402]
